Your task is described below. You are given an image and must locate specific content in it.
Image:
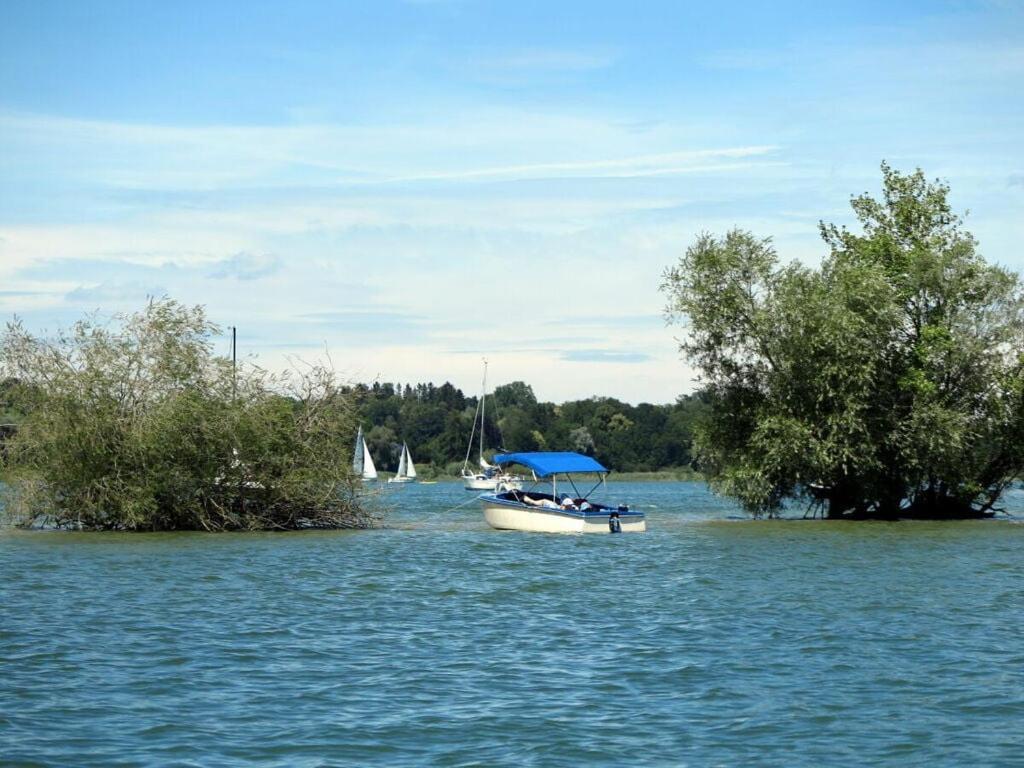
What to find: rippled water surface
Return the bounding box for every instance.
[3,482,1024,767]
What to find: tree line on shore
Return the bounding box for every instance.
[347,380,706,477]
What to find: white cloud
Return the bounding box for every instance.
[65,281,170,305]
[207,253,283,281]
[383,146,780,183]
[0,108,780,191]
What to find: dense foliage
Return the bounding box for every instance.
[350,380,706,477]
[0,299,371,530]
[663,164,1024,518]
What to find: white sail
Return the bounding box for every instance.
[479,457,493,471]
[361,438,377,480]
[396,443,408,478]
[405,445,417,479]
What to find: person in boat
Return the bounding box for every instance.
[563,493,595,511]
[522,494,578,510]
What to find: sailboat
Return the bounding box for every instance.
[353,425,378,481]
[387,443,417,484]
[461,361,522,492]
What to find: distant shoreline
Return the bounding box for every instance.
[606,470,703,482]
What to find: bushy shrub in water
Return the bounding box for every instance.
[0,299,372,530]
[663,164,1024,519]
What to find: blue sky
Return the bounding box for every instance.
[2,0,1022,402]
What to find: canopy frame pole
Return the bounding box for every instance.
[581,474,605,501]
[566,474,582,499]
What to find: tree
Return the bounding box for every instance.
[569,426,596,455]
[492,381,537,412]
[499,409,542,452]
[662,164,1024,518]
[0,299,372,530]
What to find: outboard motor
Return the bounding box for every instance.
[608,511,622,534]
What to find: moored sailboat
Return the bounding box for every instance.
[461,360,522,491]
[352,425,378,481]
[387,443,417,484]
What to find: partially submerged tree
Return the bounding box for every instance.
[0,298,373,530]
[663,164,1024,518]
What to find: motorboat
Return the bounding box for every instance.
[478,452,645,533]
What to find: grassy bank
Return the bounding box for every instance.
[606,469,703,482]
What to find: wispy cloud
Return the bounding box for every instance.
[561,350,652,364]
[386,146,780,184]
[297,309,429,345]
[0,109,782,193]
[65,281,169,304]
[702,40,1024,82]
[208,252,282,281]
[544,313,665,330]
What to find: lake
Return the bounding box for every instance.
[2,481,1024,766]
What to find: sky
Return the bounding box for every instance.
[1,0,1023,404]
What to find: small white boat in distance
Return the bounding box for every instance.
[352,425,378,481]
[479,452,645,534]
[461,360,522,492]
[387,443,417,484]
[463,457,522,491]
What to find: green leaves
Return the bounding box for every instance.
[0,298,369,530]
[665,164,1024,518]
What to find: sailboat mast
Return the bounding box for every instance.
[231,326,237,401]
[479,359,487,462]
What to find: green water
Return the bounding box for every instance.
[2,482,1023,766]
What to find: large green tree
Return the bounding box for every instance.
[663,164,1024,518]
[0,299,371,530]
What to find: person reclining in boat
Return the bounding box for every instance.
[522,494,578,510]
[561,493,596,511]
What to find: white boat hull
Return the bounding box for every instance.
[480,497,645,534]
[463,475,522,491]
[387,476,416,484]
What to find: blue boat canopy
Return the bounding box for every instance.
[493,451,608,477]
